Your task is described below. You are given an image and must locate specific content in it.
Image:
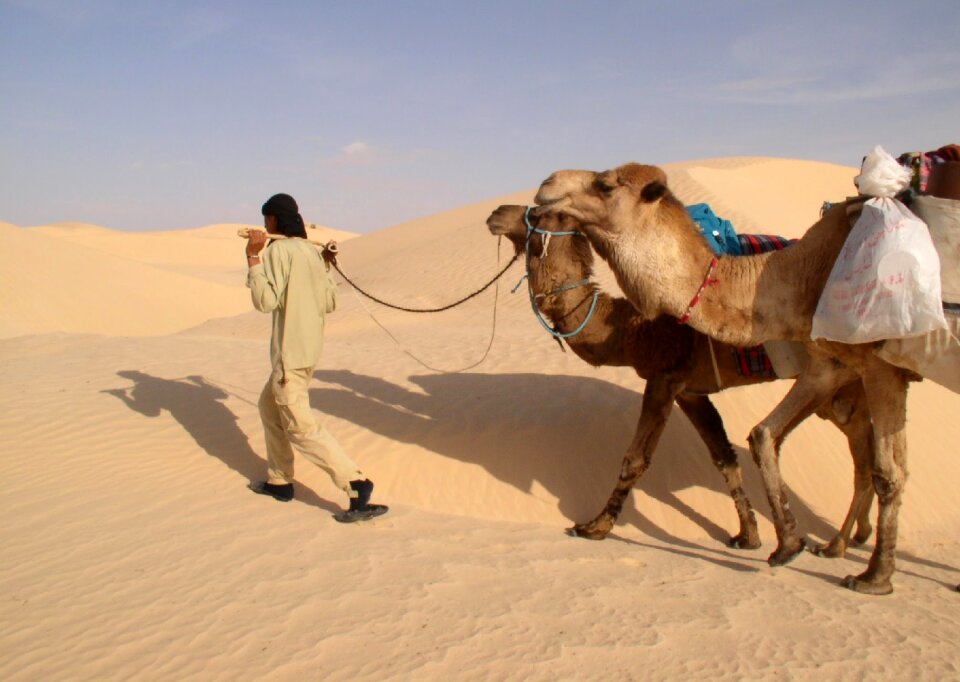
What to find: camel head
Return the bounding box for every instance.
[486,204,594,272]
[534,163,672,233]
[534,164,704,320]
[486,204,535,253]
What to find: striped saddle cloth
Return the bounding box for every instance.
[738,233,797,254]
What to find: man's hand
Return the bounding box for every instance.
[246,230,269,259]
[322,240,338,265]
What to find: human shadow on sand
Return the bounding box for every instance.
[311,369,841,547]
[103,370,337,513]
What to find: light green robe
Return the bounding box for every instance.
[247,238,338,371]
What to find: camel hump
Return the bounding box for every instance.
[817,195,870,226]
[826,195,870,227]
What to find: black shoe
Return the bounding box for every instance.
[333,479,388,523]
[249,481,294,502]
[348,479,374,511]
[334,505,389,523]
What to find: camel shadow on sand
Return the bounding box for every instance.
[103,370,338,513]
[311,369,842,549]
[313,369,959,586]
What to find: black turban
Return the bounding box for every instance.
[261,193,307,238]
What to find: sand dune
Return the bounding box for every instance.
[0,222,356,337]
[2,158,958,680]
[671,157,859,235]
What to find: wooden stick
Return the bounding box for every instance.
[237,227,337,253]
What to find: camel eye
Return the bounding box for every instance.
[594,176,616,194]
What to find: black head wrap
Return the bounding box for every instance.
[261,193,307,238]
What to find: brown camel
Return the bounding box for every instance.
[535,163,918,595]
[487,204,875,557]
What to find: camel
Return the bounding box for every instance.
[535,163,918,595]
[486,204,875,557]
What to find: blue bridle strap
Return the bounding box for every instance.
[523,206,579,238]
[521,207,600,340]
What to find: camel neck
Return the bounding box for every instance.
[677,253,779,346]
[677,257,720,325]
[583,212,786,347]
[533,276,638,365]
[536,281,601,332]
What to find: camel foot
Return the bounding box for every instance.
[567,516,614,540]
[840,574,893,596]
[766,538,806,567]
[728,531,761,550]
[810,539,846,559]
[851,528,873,546]
[566,524,609,540]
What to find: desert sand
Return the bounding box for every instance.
[2,158,958,680]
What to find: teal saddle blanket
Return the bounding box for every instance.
[686,203,796,378]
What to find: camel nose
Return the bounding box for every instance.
[485,206,506,226]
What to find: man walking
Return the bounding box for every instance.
[246,193,387,522]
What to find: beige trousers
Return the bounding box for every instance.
[259,366,364,493]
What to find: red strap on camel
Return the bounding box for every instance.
[678,257,720,325]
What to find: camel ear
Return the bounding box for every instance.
[616,163,669,202]
[640,181,668,203]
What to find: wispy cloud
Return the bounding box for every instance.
[327,141,378,166]
[343,141,376,158]
[710,71,960,105]
[716,13,960,106]
[320,140,436,168]
[713,75,821,96]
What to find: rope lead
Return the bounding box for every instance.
[330,250,520,313]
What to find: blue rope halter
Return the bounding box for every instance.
[519,207,600,340]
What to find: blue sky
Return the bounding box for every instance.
[2,1,958,232]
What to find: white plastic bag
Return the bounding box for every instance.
[855,145,912,197]
[812,197,948,343]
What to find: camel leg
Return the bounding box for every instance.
[841,358,909,596]
[811,433,874,557]
[675,393,760,549]
[812,446,875,557]
[568,375,683,540]
[811,383,875,558]
[748,360,855,567]
[852,496,875,545]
